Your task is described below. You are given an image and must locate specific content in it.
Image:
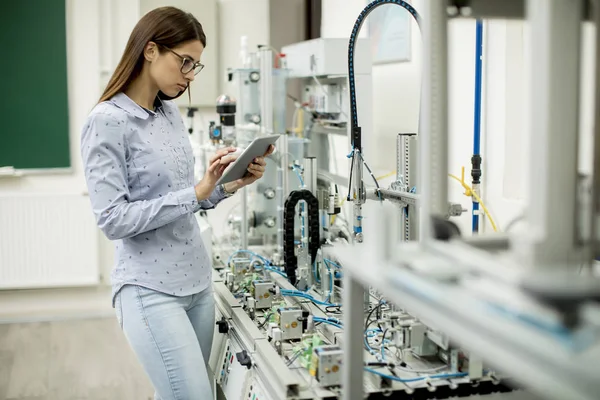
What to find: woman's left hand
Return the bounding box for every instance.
[223,145,275,193]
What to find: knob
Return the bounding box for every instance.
[249,71,260,82]
[216,317,229,334]
[250,114,261,124]
[264,188,276,199]
[264,217,276,228]
[236,350,253,369]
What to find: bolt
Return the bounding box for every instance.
[460,6,473,17]
[447,5,459,16]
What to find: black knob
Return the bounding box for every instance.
[216,317,229,334]
[236,350,253,369]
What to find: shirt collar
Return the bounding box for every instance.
[110,92,165,120]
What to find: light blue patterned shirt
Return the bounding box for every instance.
[81,92,228,306]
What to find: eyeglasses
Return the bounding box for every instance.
[162,46,204,76]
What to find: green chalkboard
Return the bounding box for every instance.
[0,0,70,170]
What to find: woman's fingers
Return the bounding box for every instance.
[207,159,221,173]
[248,163,265,173]
[263,144,275,157]
[253,156,267,167]
[247,167,261,177]
[220,154,239,165]
[209,147,236,164]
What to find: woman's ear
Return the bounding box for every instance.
[143,41,158,62]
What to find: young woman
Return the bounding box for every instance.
[81,7,273,399]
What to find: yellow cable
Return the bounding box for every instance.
[330,198,346,225]
[297,108,304,138]
[375,171,397,180]
[448,167,499,232]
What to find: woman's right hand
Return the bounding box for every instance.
[195,147,238,201]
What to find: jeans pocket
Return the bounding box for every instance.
[115,290,124,330]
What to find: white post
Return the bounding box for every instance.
[259,49,273,135]
[420,0,449,243]
[515,0,584,269]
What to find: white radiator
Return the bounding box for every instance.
[0,194,100,289]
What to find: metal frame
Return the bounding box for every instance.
[335,1,600,399]
[511,0,585,269]
[446,0,595,20]
[334,240,600,400]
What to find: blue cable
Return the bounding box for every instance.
[227,250,287,277]
[472,20,484,233]
[313,316,342,324]
[364,367,468,383]
[264,265,287,277]
[365,328,382,335]
[323,259,342,269]
[313,317,343,330]
[227,249,269,265]
[280,290,341,307]
[292,165,305,187]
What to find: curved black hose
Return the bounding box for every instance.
[348,1,421,148]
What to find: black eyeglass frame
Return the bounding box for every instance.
[160,45,205,76]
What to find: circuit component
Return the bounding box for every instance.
[230,257,253,283]
[310,345,343,387]
[410,323,438,357]
[251,280,274,309]
[276,307,304,340]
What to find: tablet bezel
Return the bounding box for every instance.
[215,134,281,186]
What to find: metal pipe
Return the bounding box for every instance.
[420,0,449,242]
[352,150,364,243]
[341,274,364,400]
[276,166,284,255]
[472,20,484,234]
[259,49,273,135]
[281,135,290,196]
[241,186,248,250]
[592,0,600,263]
[303,157,318,194]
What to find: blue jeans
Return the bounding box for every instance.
[115,284,215,400]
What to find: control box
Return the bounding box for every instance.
[282,38,371,78]
[230,257,252,283]
[276,307,303,340]
[251,280,274,309]
[310,345,343,387]
[410,323,438,357]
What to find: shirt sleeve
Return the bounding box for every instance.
[81,112,198,240]
[194,184,228,212]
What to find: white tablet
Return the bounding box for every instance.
[215,134,281,186]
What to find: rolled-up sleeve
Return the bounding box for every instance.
[81,113,196,240]
[194,184,227,212]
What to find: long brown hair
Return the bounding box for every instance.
[99,7,206,104]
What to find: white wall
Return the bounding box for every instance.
[321,0,596,236]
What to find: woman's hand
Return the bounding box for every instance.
[195,147,237,201]
[223,145,275,193]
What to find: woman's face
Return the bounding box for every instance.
[147,39,204,98]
